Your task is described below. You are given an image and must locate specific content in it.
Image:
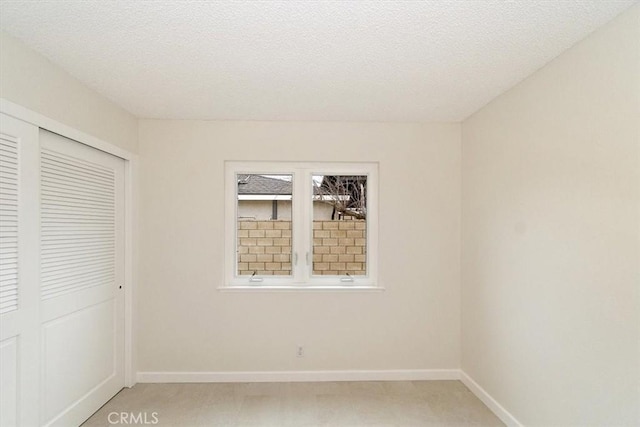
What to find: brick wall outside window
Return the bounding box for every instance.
[237,220,366,276]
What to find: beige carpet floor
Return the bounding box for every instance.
[82,380,504,426]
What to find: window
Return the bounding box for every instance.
[225,162,378,288]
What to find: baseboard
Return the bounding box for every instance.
[136,369,460,384]
[460,371,522,427]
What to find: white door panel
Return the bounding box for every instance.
[39,129,125,427]
[40,284,113,324]
[0,113,40,427]
[43,299,116,422]
[0,337,18,427]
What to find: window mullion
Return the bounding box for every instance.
[291,169,309,283]
[303,169,313,283]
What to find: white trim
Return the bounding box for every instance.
[217,285,385,292]
[0,99,134,161]
[1,98,138,389]
[460,371,522,427]
[137,369,460,383]
[238,195,292,201]
[123,156,139,387]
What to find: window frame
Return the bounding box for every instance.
[224,161,379,290]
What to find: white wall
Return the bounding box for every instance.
[238,200,291,220]
[0,32,138,153]
[138,120,461,372]
[239,200,302,221]
[461,4,639,426]
[238,200,336,220]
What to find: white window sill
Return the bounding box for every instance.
[218,285,384,292]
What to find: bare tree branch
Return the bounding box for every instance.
[313,175,367,220]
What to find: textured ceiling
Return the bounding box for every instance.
[0,0,636,121]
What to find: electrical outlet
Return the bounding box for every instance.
[296,345,304,358]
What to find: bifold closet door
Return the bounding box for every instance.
[40,129,125,426]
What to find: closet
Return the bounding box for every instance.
[0,113,126,426]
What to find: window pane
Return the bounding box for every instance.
[312,175,367,276]
[237,174,292,276]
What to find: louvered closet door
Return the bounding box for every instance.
[0,131,18,316]
[0,113,39,427]
[40,130,125,427]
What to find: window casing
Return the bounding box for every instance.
[224,161,378,289]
